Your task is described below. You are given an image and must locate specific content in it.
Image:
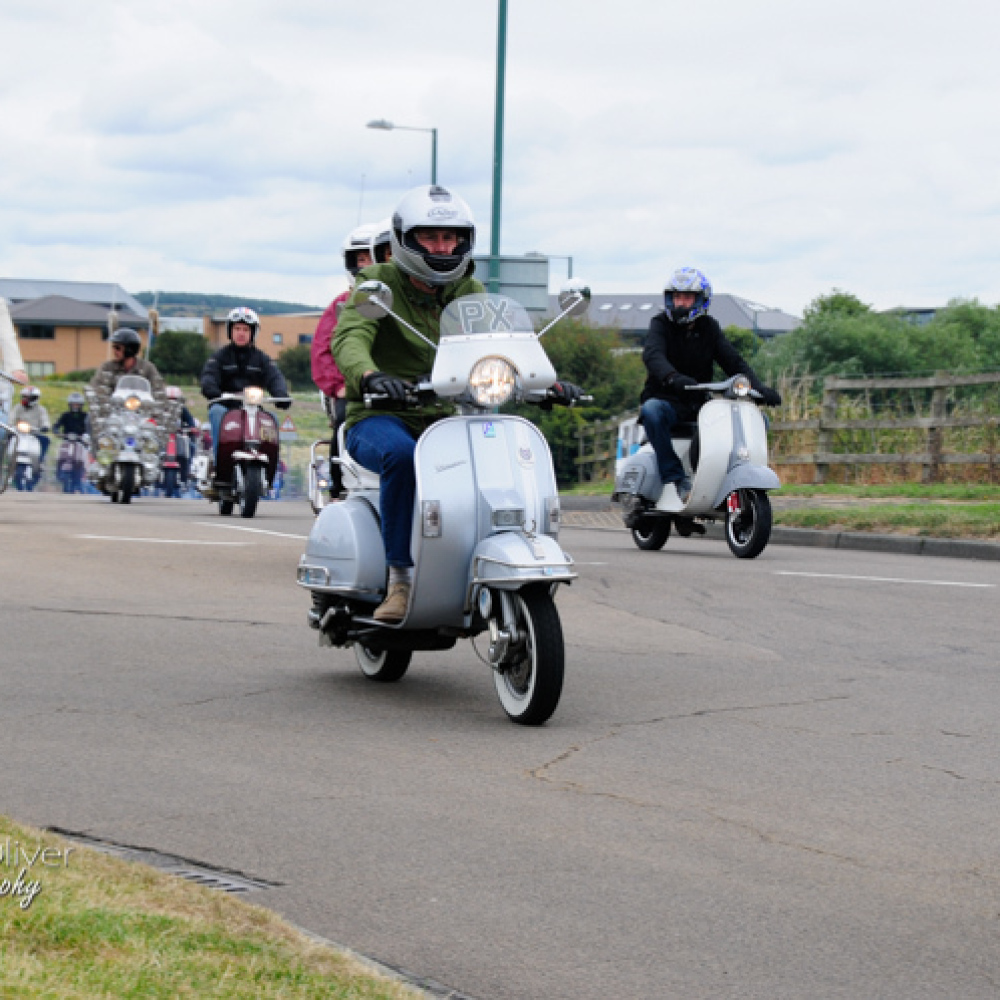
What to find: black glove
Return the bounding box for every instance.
[361,371,410,402]
[668,373,699,391]
[758,386,782,406]
[549,381,583,407]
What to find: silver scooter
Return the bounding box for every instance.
[613,375,780,558]
[297,281,591,726]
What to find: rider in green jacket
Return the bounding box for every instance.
[332,185,484,623]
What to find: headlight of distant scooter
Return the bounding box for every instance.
[468,357,517,408]
[16,420,31,434]
[732,376,751,398]
[97,434,117,466]
[245,386,264,406]
[124,394,142,412]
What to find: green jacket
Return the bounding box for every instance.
[332,261,484,435]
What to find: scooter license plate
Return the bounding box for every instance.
[726,492,741,514]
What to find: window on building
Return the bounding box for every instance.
[17,325,56,340]
[273,333,284,345]
[298,334,313,345]
[26,362,55,378]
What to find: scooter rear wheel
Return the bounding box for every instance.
[631,518,671,551]
[355,644,411,683]
[493,586,564,727]
[725,488,772,559]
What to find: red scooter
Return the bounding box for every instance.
[193,388,289,517]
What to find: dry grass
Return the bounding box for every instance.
[0,816,423,999]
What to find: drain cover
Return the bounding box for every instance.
[49,829,278,894]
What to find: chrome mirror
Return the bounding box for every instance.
[558,279,591,317]
[354,280,393,320]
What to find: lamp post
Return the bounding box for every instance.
[489,0,508,293]
[366,119,438,184]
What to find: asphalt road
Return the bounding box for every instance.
[2,492,999,999]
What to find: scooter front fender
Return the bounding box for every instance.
[713,465,780,508]
[471,531,576,590]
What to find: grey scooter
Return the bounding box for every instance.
[297,281,590,725]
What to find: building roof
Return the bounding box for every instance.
[9,294,147,328]
[549,292,801,339]
[0,278,147,318]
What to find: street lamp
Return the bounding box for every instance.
[366,119,438,184]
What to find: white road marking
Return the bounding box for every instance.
[775,571,995,589]
[196,522,308,540]
[75,535,247,546]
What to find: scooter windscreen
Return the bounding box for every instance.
[432,294,557,402]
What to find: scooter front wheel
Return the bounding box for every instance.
[355,643,411,683]
[493,586,564,727]
[631,517,671,551]
[725,489,772,559]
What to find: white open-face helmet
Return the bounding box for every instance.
[342,223,377,277]
[390,185,476,287]
[226,306,260,341]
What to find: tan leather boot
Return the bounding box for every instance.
[374,582,410,624]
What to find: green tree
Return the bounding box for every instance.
[149,331,210,377]
[276,344,313,390]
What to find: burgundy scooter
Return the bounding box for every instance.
[193,387,290,517]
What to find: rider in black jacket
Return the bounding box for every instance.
[200,307,291,461]
[640,268,780,503]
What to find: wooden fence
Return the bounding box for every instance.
[575,372,1000,485]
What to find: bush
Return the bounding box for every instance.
[276,344,314,390]
[149,331,210,377]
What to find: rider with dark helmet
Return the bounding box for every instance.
[89,327,167,405]
[640,267,781,505]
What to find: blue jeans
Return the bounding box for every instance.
[346,416,418,569]
[640,398,687,485]
[208,403,227,462]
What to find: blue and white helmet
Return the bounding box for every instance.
[664,267,712,324]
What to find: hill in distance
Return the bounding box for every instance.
[135,291,324,317]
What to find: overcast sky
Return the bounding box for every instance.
[2,0,998,316]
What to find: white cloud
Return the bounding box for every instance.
[1,0,999,313]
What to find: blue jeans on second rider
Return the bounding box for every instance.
[346,415,417,569]
[640,397,688,486]
[208,402,227,463]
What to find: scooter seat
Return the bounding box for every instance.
[336,424,380,490]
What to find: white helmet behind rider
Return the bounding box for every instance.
[389,185,476,287]
[371,217,393,264]
[342,223,377,277]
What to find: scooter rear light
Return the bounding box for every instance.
[422,500,442,537]
[297,565,330,587]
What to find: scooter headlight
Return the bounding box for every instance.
[245,386,264,406]
[15,421,31,434]
[468,357,517,408]
[124,395,142,412]
[732,376,751,398]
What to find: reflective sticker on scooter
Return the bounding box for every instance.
[482,422,496,438]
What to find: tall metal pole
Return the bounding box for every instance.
[431,128,438,185]
[489,0,507,293]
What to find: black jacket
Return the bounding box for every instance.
[201,344,290,406]
[53,410,89,437]
[640,312,765,420]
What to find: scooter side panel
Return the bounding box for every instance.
[407,418,478,628]
[300,497,386,598]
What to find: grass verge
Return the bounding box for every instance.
[773,502,1000,539]
[0,816,422,1000]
